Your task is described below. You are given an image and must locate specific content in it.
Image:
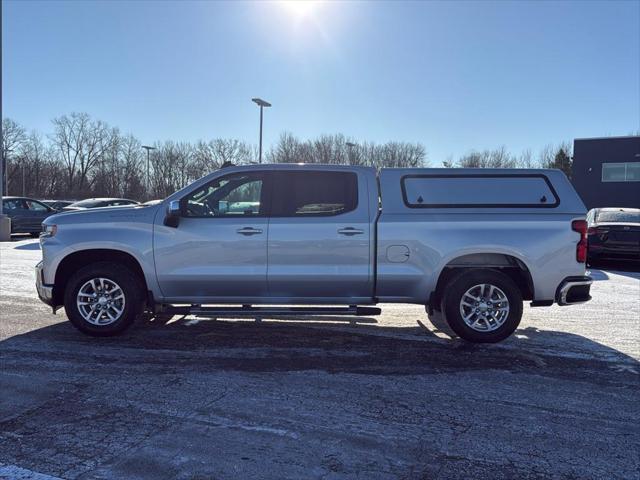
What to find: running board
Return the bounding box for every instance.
[162,305,381,317]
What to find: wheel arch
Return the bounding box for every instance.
[52,249,148,307]
[429,252,534,311]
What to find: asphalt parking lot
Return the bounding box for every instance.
[1,237,639,480]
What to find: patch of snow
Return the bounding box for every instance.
[0,238,42,299]
[0,463,62,480]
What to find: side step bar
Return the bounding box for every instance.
[161,305,381,317]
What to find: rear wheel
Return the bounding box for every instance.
[64,262,144,336]
[441,269,523,343]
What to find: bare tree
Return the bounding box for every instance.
[51,113,110,196]
[538,144,556,169]
[1,118,26,155]
[119,134,145,199]
[517,149,536,169]
[193,139,254,173]
[538,141,573,177]
[455,147,517,168]
[268,132,428,168]
[2,118,27,194]
[267,132,305,164]
[20,131,49,197]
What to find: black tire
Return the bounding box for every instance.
[64,262,144,337]
[441,269,523,343]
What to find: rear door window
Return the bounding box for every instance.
[270,171,358,217]
[3,199,27,211]
[401,174,559,208]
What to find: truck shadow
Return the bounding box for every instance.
[3,314,638,383]
[587,269,609,281]
[13,241,41,250]
[588,261,640,278]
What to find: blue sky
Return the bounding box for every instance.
[3,0,639,165]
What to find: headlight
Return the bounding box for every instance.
[41,224,57,237]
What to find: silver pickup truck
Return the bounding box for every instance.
[36,164,592,343]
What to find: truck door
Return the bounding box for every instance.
[3,198,29,231]
[24,199,55,231]
[267,170,372,301]
[153,171,270,301]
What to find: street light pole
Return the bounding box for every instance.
[141,145,156,199]
[0,148,12,241]
[1,148,12,209]
[252,98,271,163]
[3,149,8,197]
[0,150,4,216]
[346,142,356,165]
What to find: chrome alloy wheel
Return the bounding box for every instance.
[459,283,510,332]
[76,278,126,326]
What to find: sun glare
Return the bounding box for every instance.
[279,0,321,20]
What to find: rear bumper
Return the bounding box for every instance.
[8,218,42,233]
[556,276,592,306]
[35,261,54,306]
[588,248,640,262]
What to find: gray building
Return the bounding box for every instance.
[571,136,640,210]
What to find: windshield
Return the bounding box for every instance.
[596,210,640,224]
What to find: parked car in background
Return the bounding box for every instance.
[63,198,139,211]
[587,207,640,265]
[37,165,592,343]
[2,196,56,236]
[41,200,75,211]
[142,199,163,206]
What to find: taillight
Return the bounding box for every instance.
[572,220,588,263]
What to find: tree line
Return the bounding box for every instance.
[444,144,573,177]
[1,112,571,201]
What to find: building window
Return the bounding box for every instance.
[602,162,640,182]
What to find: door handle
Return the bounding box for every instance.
[236,227,263,236]
[338,227,364,236]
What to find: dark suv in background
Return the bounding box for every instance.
[2,196,57,236]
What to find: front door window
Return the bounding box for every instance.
[184,173,264,218]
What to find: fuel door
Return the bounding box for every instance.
[386,245,410,263]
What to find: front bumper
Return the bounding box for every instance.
[556,276,592,306]
[35,261,54,306]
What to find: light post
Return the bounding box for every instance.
[251,98,271,163]
[0,149,5,216]
[0,148,12,241]
[346,142,356,165]
[141,145,156,199]
[2,147,10,198]
[1,147,12,207]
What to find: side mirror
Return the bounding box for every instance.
[164,200,181,228]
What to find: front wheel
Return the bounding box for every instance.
[442,269,523,343]
[64,262,144,336]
